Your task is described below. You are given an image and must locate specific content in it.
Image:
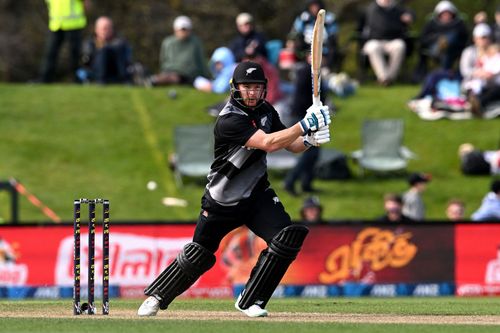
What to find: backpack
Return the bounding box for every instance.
[314,148,352,180]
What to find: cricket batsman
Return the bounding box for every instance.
[138,61,331,317]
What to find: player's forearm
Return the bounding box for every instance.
[262,123,304,152]
[286,136,309,153]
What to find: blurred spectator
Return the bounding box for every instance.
[413,1,468,82]
[78,16,132,84]
[300,196,324,224]
[493,7,500,43]
[406,67,471,121]
[473,11,488,25]
[289,0,341,73]
[402,172,431,221]
[148,16,210,86]
[467,45,500,114]
[379,193,413,222]
[459,143,500,175]
[38,0,90,83]
[283,54,327,196]
[460,23,492,87]
[229,13,268,62]
[446,199,465,221]
[193,47,236,94]
[357,0,414,86]
[471,179,500,221]
[460,24,500,117]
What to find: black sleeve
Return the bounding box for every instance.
[215,114,258,146]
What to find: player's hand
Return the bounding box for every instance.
[303,126,330,147]
[313,125,330,144]
[299,105,331,135]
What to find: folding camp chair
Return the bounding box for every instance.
[173,124,214,186]
[351,119,416,175]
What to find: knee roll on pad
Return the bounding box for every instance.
[238,225,309,310]
[144,242,215,309]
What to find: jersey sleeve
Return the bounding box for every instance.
[215,114,258,146]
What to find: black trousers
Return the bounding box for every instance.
[193,188,291,253]
[284,146,320,192]
[40,28,82,82]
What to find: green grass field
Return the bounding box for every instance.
[2,298,500,333]
[0,83,498,222]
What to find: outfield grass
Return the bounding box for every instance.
[1,298,500,333]
[0,83,498,222]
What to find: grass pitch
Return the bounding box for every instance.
[1,83,498,222]
[2,297,500,333]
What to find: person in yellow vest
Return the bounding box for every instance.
[39,0,90,83]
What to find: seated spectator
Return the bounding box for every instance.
[78,16,132,84]
[459,143,500,175]
[471,179,500,221]
[358,0,414,86]
[300,196,324,224]
[379,193,414,222]
[493,6,500,43]
[413,1,468,82]
[407,67,470,121]
[465,42,500,92]
[289,0,341,73]
[229,13,268,62]
[461,26,500,117]
[446,199,465,221]
[460,23,492,88]
[193,47,236,94]
[148,16,211,86]
[402,172,431,221]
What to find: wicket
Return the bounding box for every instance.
[73,198,110,315]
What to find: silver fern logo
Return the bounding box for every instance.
[246,68,257,75]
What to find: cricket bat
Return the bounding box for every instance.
[311,9,325,107]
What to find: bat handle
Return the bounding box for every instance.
[312,95,321,106]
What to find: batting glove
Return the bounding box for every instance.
[299,105,331,135]
[303,126,331,147]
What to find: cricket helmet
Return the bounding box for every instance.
[230,61,267,108]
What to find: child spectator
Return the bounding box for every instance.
[402,172,431,221]
[193,47,236,94]
[300,196,324,224]
[379,193,413,222]
[446,199,465,221]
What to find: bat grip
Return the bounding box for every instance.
[312,95,321,106]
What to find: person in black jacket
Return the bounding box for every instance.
[413,1,468,82]
[229,13,268,62]
[358,0,414,85]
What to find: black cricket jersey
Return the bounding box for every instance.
[203,98,286,208]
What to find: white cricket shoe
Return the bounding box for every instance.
[234,293,268,317]
[137,296,161,316]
